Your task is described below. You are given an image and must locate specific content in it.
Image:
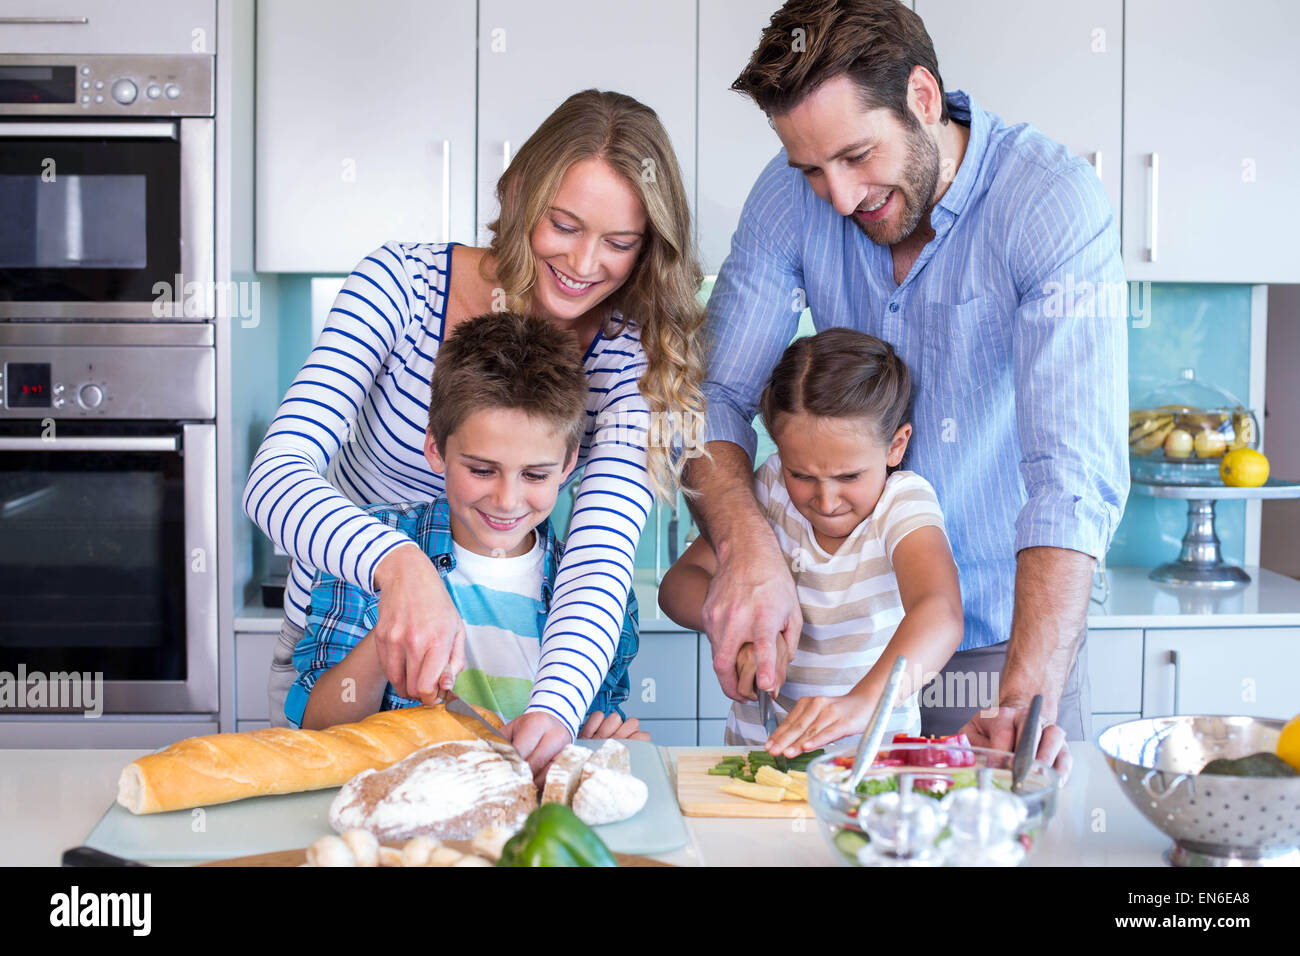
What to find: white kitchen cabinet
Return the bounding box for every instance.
[255,0,476,272]
[1085,628,1142,714]
[697,632,734,721]
[475,0,696,246]
[917,0,1122,222]
[0,0,214,54]
[1122,0,1300,282]
[696,0,785,275]
[698,718,728,746]
[636,719,697,747]
[235,631,276,721]
[1141,627,1300,719]
[621,630,697,721]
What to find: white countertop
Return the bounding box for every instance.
[0,744,1171,867]
[236,566,1300,633]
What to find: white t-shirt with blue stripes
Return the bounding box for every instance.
[242,241,652,737]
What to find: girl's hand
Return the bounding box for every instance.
[736,639,791,702]
[766,693,874,758]
[371,544,467,701]
[579,711,652,742]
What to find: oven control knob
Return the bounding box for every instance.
[165,84,181,99]
[78,384,104,409]
[111,78,138,105]
[147,83,162,99]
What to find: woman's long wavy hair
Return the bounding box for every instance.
[483,89,708,502]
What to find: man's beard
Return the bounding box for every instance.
[852,124,941,247]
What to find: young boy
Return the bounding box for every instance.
[287,312,642,738]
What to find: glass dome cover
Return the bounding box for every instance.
[1129,369,1259,484]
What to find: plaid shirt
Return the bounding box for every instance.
[285,496,639,729]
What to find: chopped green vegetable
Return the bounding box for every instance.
[1201,752,1298,778]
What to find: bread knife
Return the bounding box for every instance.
[442,691,512,747]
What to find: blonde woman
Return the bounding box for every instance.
[244,90,706,776]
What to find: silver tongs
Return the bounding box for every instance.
[846,655,909,793]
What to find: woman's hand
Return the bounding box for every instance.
[766,694,874,758]
[578,711,651,742]
[370,543,466,701]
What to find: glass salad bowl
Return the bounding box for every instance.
[806,738,1061,867]
[1129,369,1259,486]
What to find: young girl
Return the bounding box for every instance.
[659,328,964,755]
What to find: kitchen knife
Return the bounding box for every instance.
[1011,694,1044,795]
[758,689,788,771]
[442,690,515,750]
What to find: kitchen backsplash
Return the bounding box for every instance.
[256,276,1257,579]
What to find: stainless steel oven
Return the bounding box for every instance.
[0,322,216,713]
[0,54,213,320]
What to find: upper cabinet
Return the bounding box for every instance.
[1122,0,1300,283]
[255,0,476,273]
[475,0,697,247]
[696,0,784,276]
[917,0,1122,223]
[0,0,215,54]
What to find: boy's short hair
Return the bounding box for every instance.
[427,312,587,458]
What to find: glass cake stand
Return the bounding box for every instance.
[1131,478,1300,588]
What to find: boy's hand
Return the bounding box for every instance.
[578,711,651,742]
[735,639,791,702]
[765,694,874,758]
[503,710,573,788]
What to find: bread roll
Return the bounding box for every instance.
[117,704,503,814]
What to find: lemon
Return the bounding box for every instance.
[1279,714,1300,773]
[1220,448,1270,487]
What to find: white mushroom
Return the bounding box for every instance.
[306,835,355,867]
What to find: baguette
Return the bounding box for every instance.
[117,704,503,814]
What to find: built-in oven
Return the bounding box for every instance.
[0,322,216,714]
[0,54,213,320]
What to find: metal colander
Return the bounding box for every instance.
[1097,715,1300,866]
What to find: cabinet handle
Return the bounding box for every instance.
[1090,150,1102,181]
[1169,648,1180,715]
[1146,152,1160,262]
[0,16,89,23]
[502,140,512,172]
[440,139,450,244]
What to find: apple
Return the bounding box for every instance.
[1164,428,1194,459]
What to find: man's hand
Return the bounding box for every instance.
[578,711,651,742]
[960,705,1072,782]
[371,544,466,700]
[703,542,801,700]
[735,640,792,702]
[503,711,574,788]
[766,694,873,758]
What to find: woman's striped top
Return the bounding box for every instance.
[724,456,947,745]
[242,241,652,739]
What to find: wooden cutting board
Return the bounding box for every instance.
[675,753,814,818]
[200,840,671,867]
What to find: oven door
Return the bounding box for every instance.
[0,423,216,713]
[0,118,213,320]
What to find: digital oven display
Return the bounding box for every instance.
[0,66,76,104]
[5,363,52,408]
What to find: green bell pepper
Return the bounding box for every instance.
[496,804,619,867]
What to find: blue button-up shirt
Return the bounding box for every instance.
[703,91,1129,652]
[285,495,639,727]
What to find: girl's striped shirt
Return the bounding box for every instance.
[242,241,652,738]
[725,455,948,745]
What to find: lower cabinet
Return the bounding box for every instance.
[235,631,277,722]
[621,630,696,721]
[635,719,697,747]
[697,719,729,747]
[1141,628,1299,719]
[1090,712,1141,737]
